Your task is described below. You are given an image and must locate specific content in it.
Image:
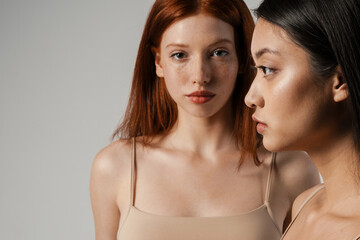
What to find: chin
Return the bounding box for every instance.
[183,106,220,118]
[264,137,304,153]
[262,138,288,152]
[262,142,278,152]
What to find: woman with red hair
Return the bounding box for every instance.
[90,0,319,239]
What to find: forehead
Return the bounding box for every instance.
[160,13,235,46]
[251,18,303,59]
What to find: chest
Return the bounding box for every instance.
[117,147,292,236]
[134,153,269,217]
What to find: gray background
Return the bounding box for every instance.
[0,0,261,239]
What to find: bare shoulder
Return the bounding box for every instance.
[275,151,320,201]
[91,139,132,179]
[90,139,134,209]
[90,139,133,238]
[291,184,324,218]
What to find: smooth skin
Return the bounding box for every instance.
[90,14,320,239]
[245,18,360,240]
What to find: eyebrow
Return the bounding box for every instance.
[165,38,233,49]
[254,48,280,59]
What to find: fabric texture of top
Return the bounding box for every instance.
[117,138,282,240]
[280,184,360,240]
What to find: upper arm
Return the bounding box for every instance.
[90,141,130,239]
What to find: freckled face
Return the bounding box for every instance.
[245,18,335,152]
[154,14,239,118]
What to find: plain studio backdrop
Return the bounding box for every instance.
[0,0,261,239]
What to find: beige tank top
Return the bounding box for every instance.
[280,184,360,240]
[117,138,282,240]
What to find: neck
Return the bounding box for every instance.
[307,131,360,211]
[166,102,236,156]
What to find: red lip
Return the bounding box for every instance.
[186,91,216,104]
[252,115,268,134]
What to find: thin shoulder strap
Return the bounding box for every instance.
[292,184,325,220]
[280,184,325,239]
[118,138,137,233]
[130,137,136,206]
[264,153,282,234]
[265,152,276,204]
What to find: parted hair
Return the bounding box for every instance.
[113,0,259,165]
[255,0,360,151]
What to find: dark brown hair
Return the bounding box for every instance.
[256,0,360,152]
[114,0,259,165]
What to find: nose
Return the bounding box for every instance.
[245,76,264,108]
[192,56,211,85]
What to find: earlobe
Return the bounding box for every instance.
[152,47,164,78]
[332,66,349,102]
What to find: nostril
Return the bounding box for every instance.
[246,102,255,109]
[193,79,209,85]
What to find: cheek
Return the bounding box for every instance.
[162,69,193,106]
[212,62,238,88]
[223,64,238,80]
[162,64,188,91]
[163,76,181,100]
[266,73,326,146]
[270,71,317,116]
[216,58,238,76]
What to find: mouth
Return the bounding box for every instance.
[252,115,268,134]
[186,91,216,104]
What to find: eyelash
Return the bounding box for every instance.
[170,49,229,60]
[252,65,275,76]
[171,52,186,60]
[212,49,229,57]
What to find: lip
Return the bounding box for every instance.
[252,115,268,134]
[186,91,216,104]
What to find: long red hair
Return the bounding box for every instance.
[113,0,259,165]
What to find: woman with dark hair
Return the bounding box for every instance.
[90,0,319,239]
[245,0,360,239]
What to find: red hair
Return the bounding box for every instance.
[113,0,259,165]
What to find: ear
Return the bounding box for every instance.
[152,47,164,78]
[332,66,349,102]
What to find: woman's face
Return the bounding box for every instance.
[154,13,239,118]
[245,18,339,152]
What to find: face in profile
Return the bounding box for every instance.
[154,14,239,118]
[245,19,344,152]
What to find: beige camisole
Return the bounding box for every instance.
[117,138,282,240]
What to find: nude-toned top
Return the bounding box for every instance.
[280,184,360,240]
[117,138,282,240]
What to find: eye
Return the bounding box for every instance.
[171,52,186,60]
[212,49,229,57]
[256,65,275,76]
